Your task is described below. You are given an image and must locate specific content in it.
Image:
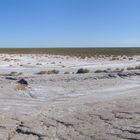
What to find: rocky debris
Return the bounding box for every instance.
[117,72,140,78]
[108,73,117,78]
[41,72,140,83]
[105,72,140,79]
[134,72,140,76]
[5,77,17,80]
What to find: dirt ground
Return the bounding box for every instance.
[0,54,140,140]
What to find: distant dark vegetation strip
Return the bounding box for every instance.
[0,48,140,57]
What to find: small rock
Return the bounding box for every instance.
[17,79,28,85]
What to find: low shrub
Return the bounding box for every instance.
[123,57,127,59]
[135,66,140,69]
[115,68,120,71]
[77,68,89,74]
[64,71,70,74]
[128,57,133,60]
[47,70,59,74]
[127,67,134,70]
[127,66,140,70]
[36,71,47,75]
[36,70,59,75]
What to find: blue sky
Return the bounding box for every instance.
[0,0,140,48]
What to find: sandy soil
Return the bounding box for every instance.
[0,54,140,140]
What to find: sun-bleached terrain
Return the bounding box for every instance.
[0,54,140,140]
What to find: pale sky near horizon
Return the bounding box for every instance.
[0,0,140,48]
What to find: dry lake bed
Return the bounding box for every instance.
[0,51,140,140]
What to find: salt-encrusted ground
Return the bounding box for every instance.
[0,54,140,140]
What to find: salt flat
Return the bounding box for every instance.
[0,54,140,140]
